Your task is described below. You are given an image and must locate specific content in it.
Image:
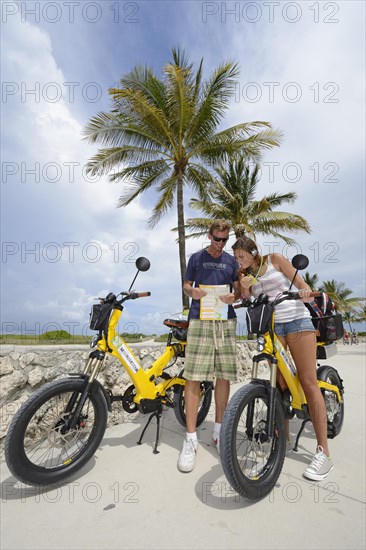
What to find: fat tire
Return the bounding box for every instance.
[5,377,108,486]
[220,382,286,501]
[173,375,213,428]
[317,365,344,438]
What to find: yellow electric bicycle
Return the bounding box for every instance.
[220,254,345,501]
[5,257,213,486]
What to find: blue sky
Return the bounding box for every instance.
[1,0,365,337]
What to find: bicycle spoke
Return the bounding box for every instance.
[234,397,274,479]
[23,390,96,470]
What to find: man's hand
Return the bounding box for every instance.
[219,293,236,305]
[191,288,207,300]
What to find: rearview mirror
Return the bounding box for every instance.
[135,257,150,272]
[291,254,309,271]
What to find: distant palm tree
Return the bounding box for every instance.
[176,159,310,245]
[83,48,282,308]
[319,279,365,314]
[354,305,366,324]
[303,272,319,291]
[342,311,356,332]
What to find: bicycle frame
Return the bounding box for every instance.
[74,303,190,454]
[91,307,186,404]
[254,328,343,411]
[248,308,344,450]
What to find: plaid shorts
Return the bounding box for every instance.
[184,318,237,382]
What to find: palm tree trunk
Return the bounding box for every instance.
[177,175,189,310]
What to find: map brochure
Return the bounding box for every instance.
[199,284,230,320]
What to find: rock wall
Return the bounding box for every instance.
[0,342,257,460]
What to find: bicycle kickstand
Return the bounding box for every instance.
[137,407,162,454]
[293,418,311,452]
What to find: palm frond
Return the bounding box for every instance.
[117,161,169,206]
[148,176,176,228]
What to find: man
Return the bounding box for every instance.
[177,220,241,472]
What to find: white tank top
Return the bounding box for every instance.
[251,256,311,323]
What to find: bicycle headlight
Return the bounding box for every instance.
[257,335,265,352]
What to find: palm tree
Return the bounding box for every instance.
[342,311,356,332]
[177,159,310,245]
[319,279,365,314]
[303,272,319,291]
[83,48,282,308]
[354,306,366,324]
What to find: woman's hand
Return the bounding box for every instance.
[240,274,256,290]
[298,288,312,303]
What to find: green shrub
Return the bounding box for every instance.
[39,330,72,340]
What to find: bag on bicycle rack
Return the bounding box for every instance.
[305,293,344,342]
[246,303,272,335]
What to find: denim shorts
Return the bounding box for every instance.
[274,317,315,337]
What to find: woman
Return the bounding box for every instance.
[232,236,334,481]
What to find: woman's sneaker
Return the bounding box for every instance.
[177,438,198,472]
[303,446,334,481]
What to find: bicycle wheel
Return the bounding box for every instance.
[5,377,108,486]
[317,365,344,438]
[173,374,213,428]
[220,382,286,501]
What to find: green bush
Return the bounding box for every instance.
[39,330,72,340]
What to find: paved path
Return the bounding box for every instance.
[1,344,365,549]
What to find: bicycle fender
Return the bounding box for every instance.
[67,374,112,412]
[91,380,112,412]
[317,365,344,391]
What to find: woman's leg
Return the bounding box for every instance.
[287,331,329,455]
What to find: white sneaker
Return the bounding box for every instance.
[177,438,198,472]
[303,446,334,481]
[212,431,220,455]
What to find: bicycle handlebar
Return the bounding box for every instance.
[98,291,151,305]
[129,291,151,299]
[234,290,322,309]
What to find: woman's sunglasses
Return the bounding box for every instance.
[212,235,229,243]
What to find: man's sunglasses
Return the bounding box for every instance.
[211,235,229,243]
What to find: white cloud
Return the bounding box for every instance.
[1,2,365,335]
